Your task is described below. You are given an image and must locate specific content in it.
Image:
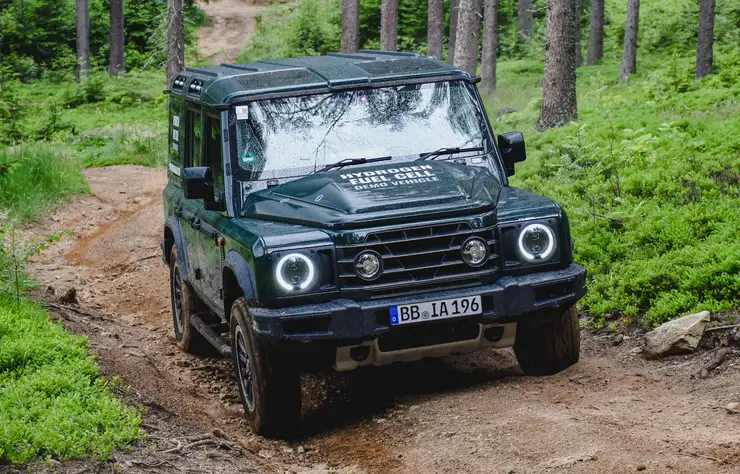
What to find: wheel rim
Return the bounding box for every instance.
[171,265,184,339]
[234,325,256,412]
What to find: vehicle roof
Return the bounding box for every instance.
[169,51,474,107]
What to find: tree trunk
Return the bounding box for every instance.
[695,0,715,79]
[341,0,360,53]
[574,0,582,66]
[453,0,482,75]
[109,0,125,76]
[75,0,90,81]
[166,0,185,86]
[517,0,533,42]
[449,0,459,63]
[480,0,498,91]
[619,0,639,82]
[538,0,578,129]
[427,0,444,59]
[586,0,604,65]
[380,0,399,51]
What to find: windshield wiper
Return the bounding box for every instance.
[316,155,392,173]
[418,146,485,160]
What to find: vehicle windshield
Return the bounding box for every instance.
[234,80,491,182]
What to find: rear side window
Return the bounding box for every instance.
[169,99,183,166]
[188,108,203,167]
[205,115,225,204]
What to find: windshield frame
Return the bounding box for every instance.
[226,79,505,204]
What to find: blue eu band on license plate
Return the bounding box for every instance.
[389,295,482,326]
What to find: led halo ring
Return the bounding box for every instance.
[517,223,557,263]
[461,236,489,267]
[275,253,316,291]
[354,250,383,281]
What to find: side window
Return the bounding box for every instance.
[188,108,203,167]
[169,99,182,166]
[205,115,225,204]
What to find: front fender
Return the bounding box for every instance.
[225,250,258,303]
[166,216,190,279]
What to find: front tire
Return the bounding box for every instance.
[169,246,209,354]
[514,305,580,376]
[230,297,301,438]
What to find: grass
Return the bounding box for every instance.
[0,297,141,464]
[0,71,160,465]
[485,48,740,327]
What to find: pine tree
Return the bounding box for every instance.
[695,0,716,79]
[75,0,91,81]
[449,0,460,63]
[586,0,604,65]
[166,0,185,85]
[619,0,639,82]
[453,0,483,75]
[517,0,533,42]
[427,0,444,59]
[109,0,125,76]
[538,0,578,129]
[341,0,360,53]
[481,0,498,91]
[380,0,399,51]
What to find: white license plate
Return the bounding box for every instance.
[389,295,482,326]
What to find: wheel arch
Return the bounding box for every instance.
[164,217,189,273]
[223,250,258,321]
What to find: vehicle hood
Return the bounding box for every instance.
[241,161,501,229]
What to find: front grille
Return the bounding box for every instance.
[336,219,499,296]
[378,320,481,352]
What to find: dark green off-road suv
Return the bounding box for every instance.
[162,52,586,437]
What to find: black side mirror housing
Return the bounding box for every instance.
[498,132,526,177]
[183,167,212,200]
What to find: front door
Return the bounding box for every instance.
[195,114,226,310]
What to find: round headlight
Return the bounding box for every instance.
[355,251,382,280]
[517,223,556,262]
[275,253,316,291]
[461,237,488,267]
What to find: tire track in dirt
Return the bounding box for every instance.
[25,166,740,473]
[196,0,268,64]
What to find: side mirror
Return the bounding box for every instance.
[183,167,212,200]
[498,132,526,177]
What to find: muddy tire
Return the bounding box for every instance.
[230,297,301,438]
[169,246,210,354]
[514,305,580,376]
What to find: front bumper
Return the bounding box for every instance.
[251,263,586,344]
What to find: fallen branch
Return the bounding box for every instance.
[160,438,219,455]
[44,302,106,321]
[705,324,740,333]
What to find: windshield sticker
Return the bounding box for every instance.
[236,106,249,120]
[339,164,439,191]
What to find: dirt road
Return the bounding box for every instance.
[196,0,267,64]
[25,166,739,473]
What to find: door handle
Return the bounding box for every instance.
[191,217,201,230]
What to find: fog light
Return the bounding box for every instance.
[461,237,488,267]
[355,251,382,280]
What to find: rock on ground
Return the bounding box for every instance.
[643,311,710,359]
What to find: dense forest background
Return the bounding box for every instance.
[0,0,738,465]
[1,0,738,325]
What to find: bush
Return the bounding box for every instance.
[0,297,141,464]
[239,0,341,63]
[495,52,740,327]
[0,145,88,222]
